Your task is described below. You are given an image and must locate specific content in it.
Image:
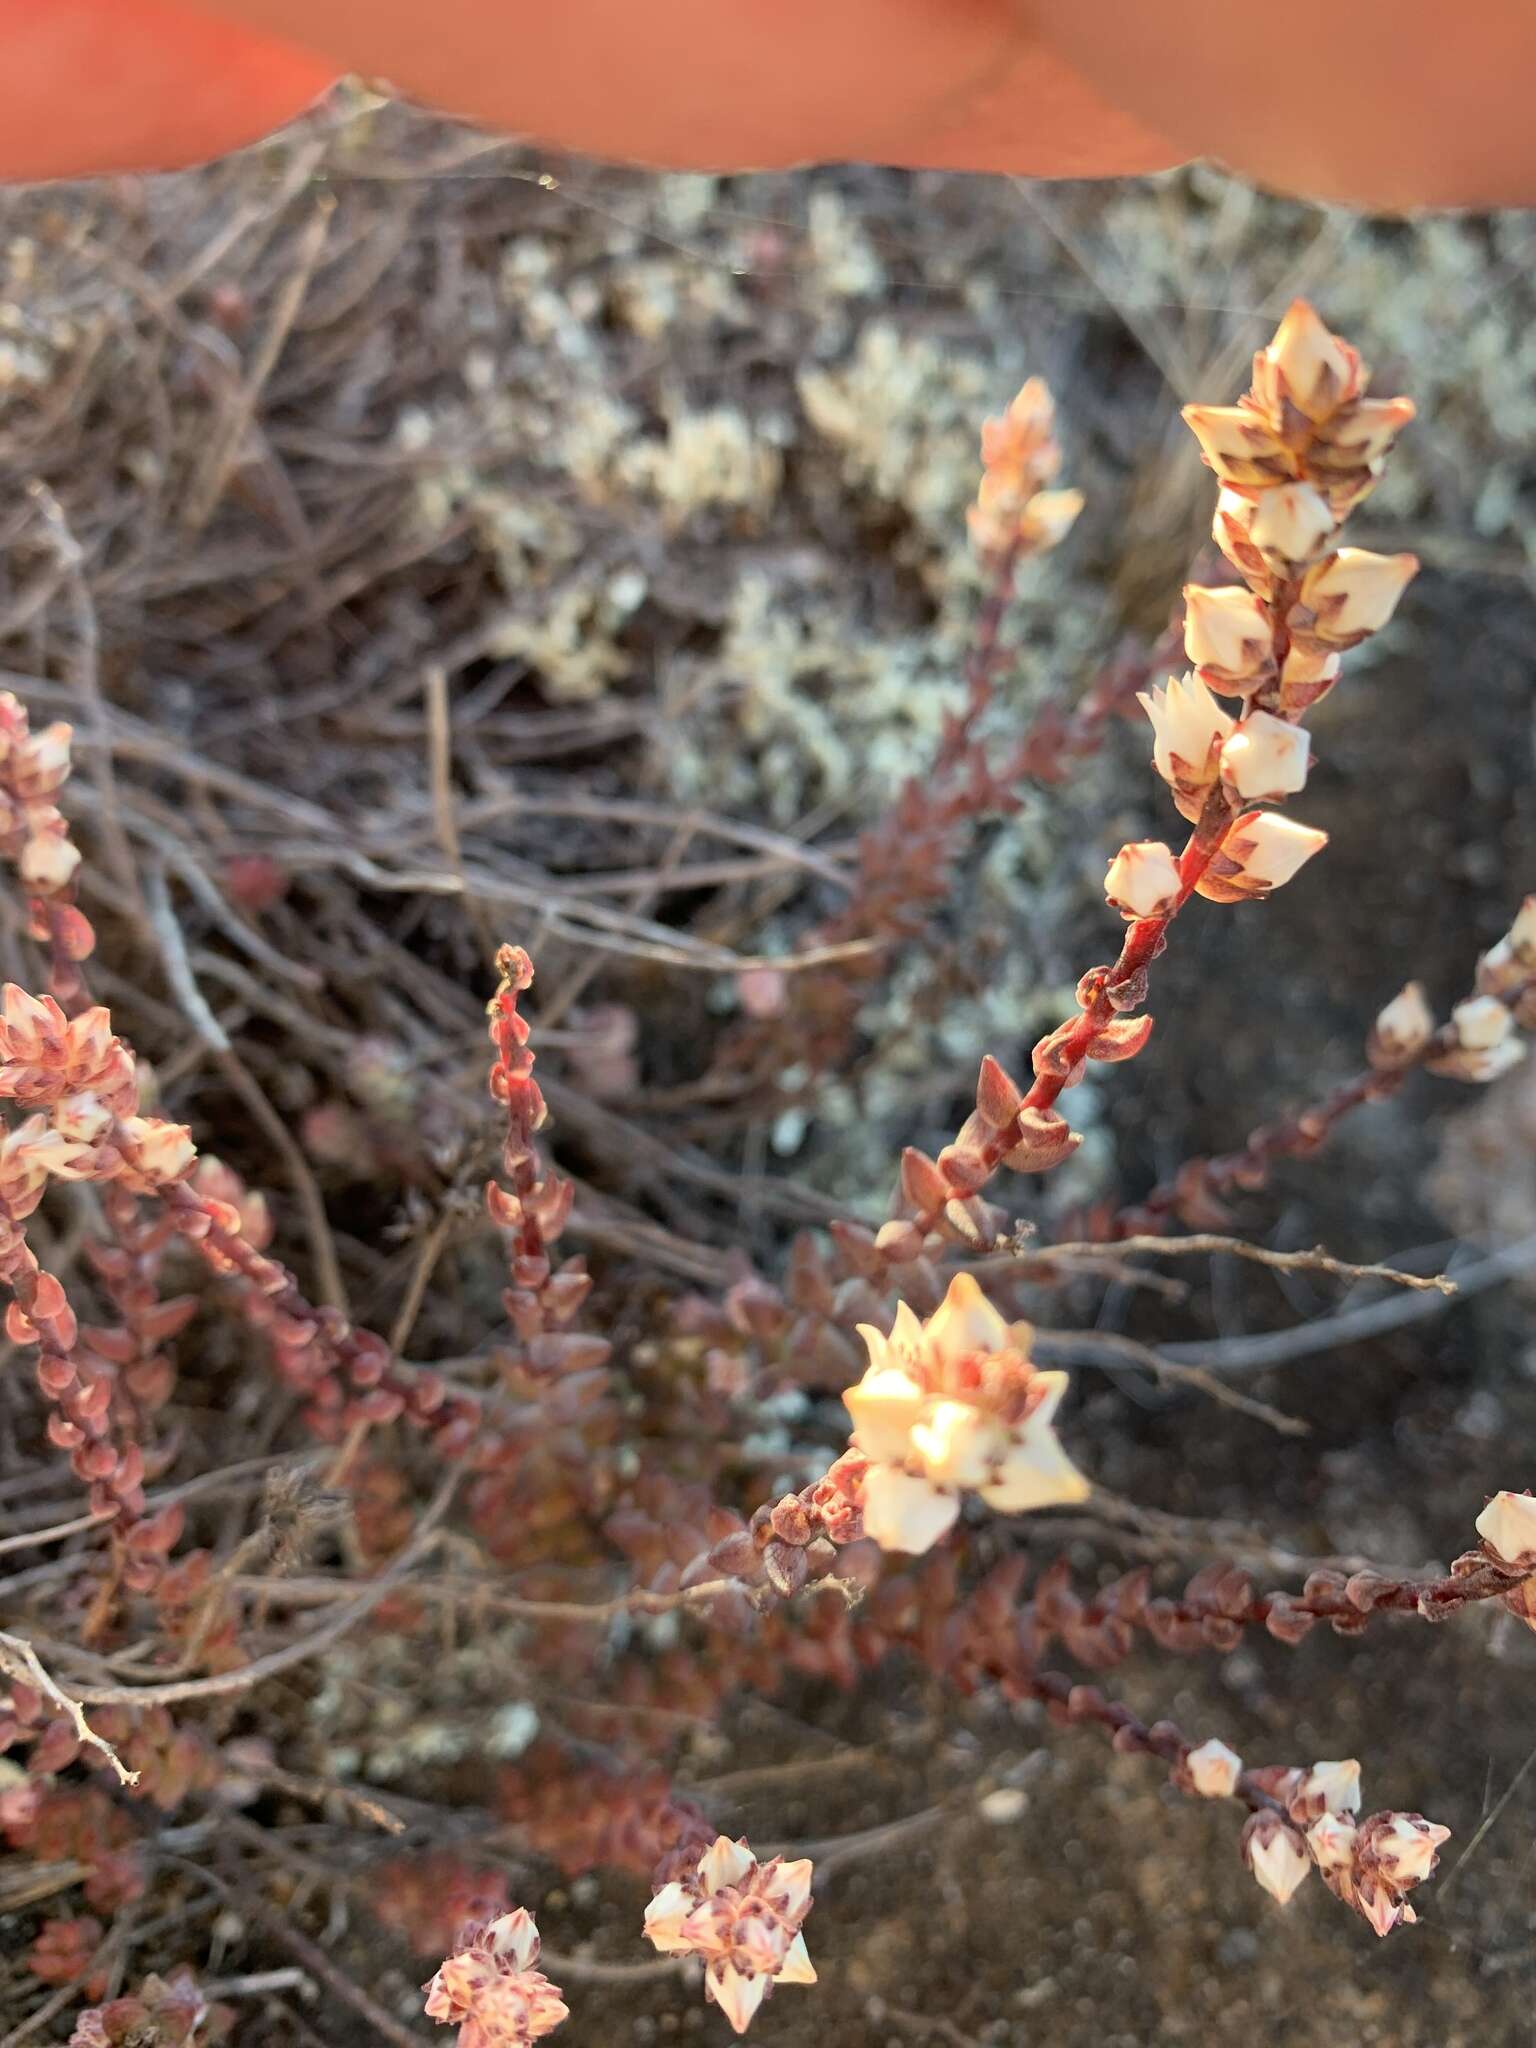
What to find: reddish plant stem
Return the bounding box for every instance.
[1126,970,1536,1234]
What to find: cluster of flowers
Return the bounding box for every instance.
[1215,1756,1450,1939]
[0,694,95,971]
[1107,301,1416,922]
[1372,895,1536,1083]
[834,1272,1088,1554]
[67,1969,227,2048]
[966,376,1084,559]
[423,1842,815,2042]
[423,1909,571,2048]
[644,1835,816,2034]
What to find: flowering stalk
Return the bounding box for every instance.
[485,947,610,1384]
[1126,896,1535,1232]
[876,303,1416,1266]
[0,693,96,1012]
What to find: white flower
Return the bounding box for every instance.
[120,1116,196,1185]
[1249,481,1336,560]
[19,834,80,892]
[1186,1739,1242,1799]
[909,1400,1007,1489]
[1476,1489,1536,1566]
[1104,841,1181,920]
[1262,300,1354,420]
[1373,982,1435,1063]
[645,1837,814,2035]
[1300,548,1417,639]
[860,1466,959,1555]
[1138,673,1234,790]
[1219,711,1311,801]
[1371,1813,1450,1886]
[1245,1816,1312,1905]
[844,1365,926,1463]
[1222,812,1329,891]
[1298,1759,1362,1817]
[1182,403,1289,485]
[1332,397,1416,466]
[1306,1812,1358,1871]
[1452,995,1513,1051]
[481,1910,542,1970]
[1019,488,1084,550]
[775,1933,816,1985]
[1183,584,1270,680]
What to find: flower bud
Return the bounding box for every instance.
[1182,404,1290,487]
[1260,301,1356,422]
[1370,982,1435,1067]
[1369,1813,1450,1886]
[1475,1489,1536,1566]
[1183,584,1271,684]
[1451,995,1513,1051]
[1104,841,1181,921]
[1300,548,1418,642]
[1242,1812,1311,1905]
[1186,1738,1242,1799]
[1292,1758,1362,1821]
[1306,1811,1358,1871]
[1248,480,1336,561]
[1138,673,1234,803]
[1199,812,1328,901]
[1219,711,1311,801]
[19,835,80,892]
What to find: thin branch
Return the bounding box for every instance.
[1029,1232,1456,1293]
[0,1630,138,1785]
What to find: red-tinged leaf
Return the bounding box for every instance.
[900,1147,950,1215]
[1085,1014,1155,1064]
[1031,1020,1087,1081]
[975,1054,1024,1128]
[1001,1109,1081,1174]
[936,1144,989,1195]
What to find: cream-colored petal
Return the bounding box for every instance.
[860,1465,960,1555]
[697,1836,756,1896]
[843,1367,926,1463]
[642,1882,695,1953]
[770,1857,813,1922]
[979,1421,1089,1514]
[775,1931,817,1986]
[709,1963,770,2035]
[924,1271,1011,1366]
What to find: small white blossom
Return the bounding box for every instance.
[1186,1739,1242,1799]
[18,834,80,892]
[1371,1813,1450,1886]
[1295,1758,1362,1819]
[1452,995,1514,1051]
[643,1837,814,2036]
[1476,1489,1536,1566]
[1182,403,1288,486]
[1104,840,1181,920]
[1138,673,1234,791]
[1373,982,1435,1063]
[1244,1814,1312,1905]
[1221,812,1329,892]
[1219,711,1311,801]
[1249,481,1336,560]
[1300,548,1417,639]
[1261,300,1355,421]
[844,1367,926,1464]
[1183,584,1270,680]
[1306,1812,1359,1871]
